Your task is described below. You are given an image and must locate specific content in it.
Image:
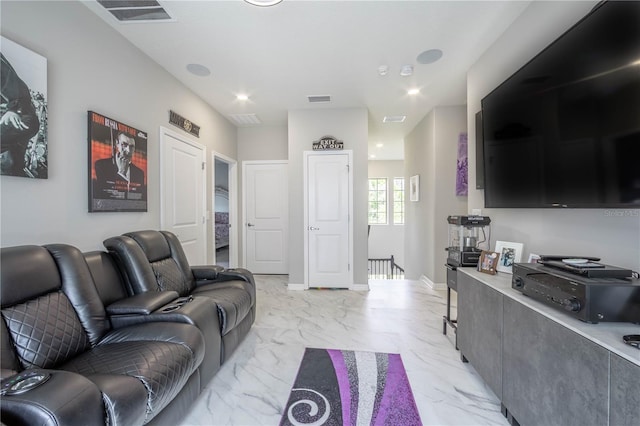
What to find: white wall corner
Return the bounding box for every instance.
[287,283,307,291]
[349,283,370,291]
[420,275,446,290]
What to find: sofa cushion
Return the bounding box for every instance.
[2,291,90,369]
[192,281,253,336]
[62,340,195,423]
[150,257,192,295]
[0,246,61,307]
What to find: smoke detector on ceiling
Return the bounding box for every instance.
[400,65,413,77]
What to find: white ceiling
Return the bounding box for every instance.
[83,0,531,160]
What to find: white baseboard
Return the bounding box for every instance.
[420,275,446,290]
[349,283,370,291]
[287,283,307,291]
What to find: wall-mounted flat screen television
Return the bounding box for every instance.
[481,1,640,208]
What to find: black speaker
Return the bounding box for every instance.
[475,110,484,189]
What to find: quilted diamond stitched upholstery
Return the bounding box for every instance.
[151,258,192,295]
[1,291,90,369]
[61,340,194,422]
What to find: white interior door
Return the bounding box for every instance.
[244,161,289,274]
[306,152,352,288]
[160,127,206,265]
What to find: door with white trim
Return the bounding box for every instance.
[306,152,352,288]
[243,161,289,274]
[160,127,206,265]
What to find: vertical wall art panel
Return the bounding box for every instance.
[456,132,468,196]
[1,37,48,178]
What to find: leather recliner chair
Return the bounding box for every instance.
[0,244,205,425]
[104,230,256,363]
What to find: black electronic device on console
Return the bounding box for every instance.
[540,258,633,279]
[512,263,640,324]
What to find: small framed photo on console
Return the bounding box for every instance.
[478,251,499,275]
[495,241,523,274]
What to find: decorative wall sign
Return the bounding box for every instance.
[169,110,200,138]
[88,111,148,212]
[1,37,48,179]
[312,135,343,151]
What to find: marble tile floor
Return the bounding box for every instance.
[181,276,508,426]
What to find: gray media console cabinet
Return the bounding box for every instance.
[457,268,640,426]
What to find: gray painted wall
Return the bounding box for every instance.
[288,108,368,286]
[368,160,405,269]
[404,106,468,283]
[467,0,640,271]
[0,1,237,263]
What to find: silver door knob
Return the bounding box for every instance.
[309,226,320,231]
[247,223,255,227]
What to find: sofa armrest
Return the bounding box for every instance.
[106,291,179,315]
[191,265,224,281]
[0,370,104,426]
[214,268,255,286]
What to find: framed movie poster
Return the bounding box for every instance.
[88,111,147,212]
[1,37,48,178]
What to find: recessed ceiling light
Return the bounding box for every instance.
[186,63,211,77]
[378,65,389,76]
[400,65,413,77]
[237,94,249,101]
[408,88,420,95]
[244,0,283,6]
[417,49,443,65]
[376,143,384,148]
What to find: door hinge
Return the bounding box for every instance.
[347,165,350,172]
[202,216,206,224]
[348,263,351,271]
[202,162,205,170]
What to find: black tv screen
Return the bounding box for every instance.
[481,1,640,208]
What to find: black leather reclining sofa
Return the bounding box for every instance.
[0,230,256,425]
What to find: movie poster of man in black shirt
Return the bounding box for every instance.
[88,111,147,212]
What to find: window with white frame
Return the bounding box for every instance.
[393,177,405,224]
[368,178,387,224]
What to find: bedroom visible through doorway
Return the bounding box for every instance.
[213,154,237,268]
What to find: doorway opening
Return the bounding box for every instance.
[212,153,237,268]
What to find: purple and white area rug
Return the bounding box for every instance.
[280,348,422,426]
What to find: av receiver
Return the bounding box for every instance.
[512,263,640,324]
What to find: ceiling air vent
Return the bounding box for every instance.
[97,0,174,23]
[228,114,262,126]
[307,95,331,103]
[383,115,406,123]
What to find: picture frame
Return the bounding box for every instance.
[410,175,419,202]
[478,250,499,275]
[495,240,524,274]
[88,111,148,212]
[1,36,48,179]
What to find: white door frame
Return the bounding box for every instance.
[242,160,288,269]
[212,152,238,267]
[159,126,207,263]
[303,150,353,289]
